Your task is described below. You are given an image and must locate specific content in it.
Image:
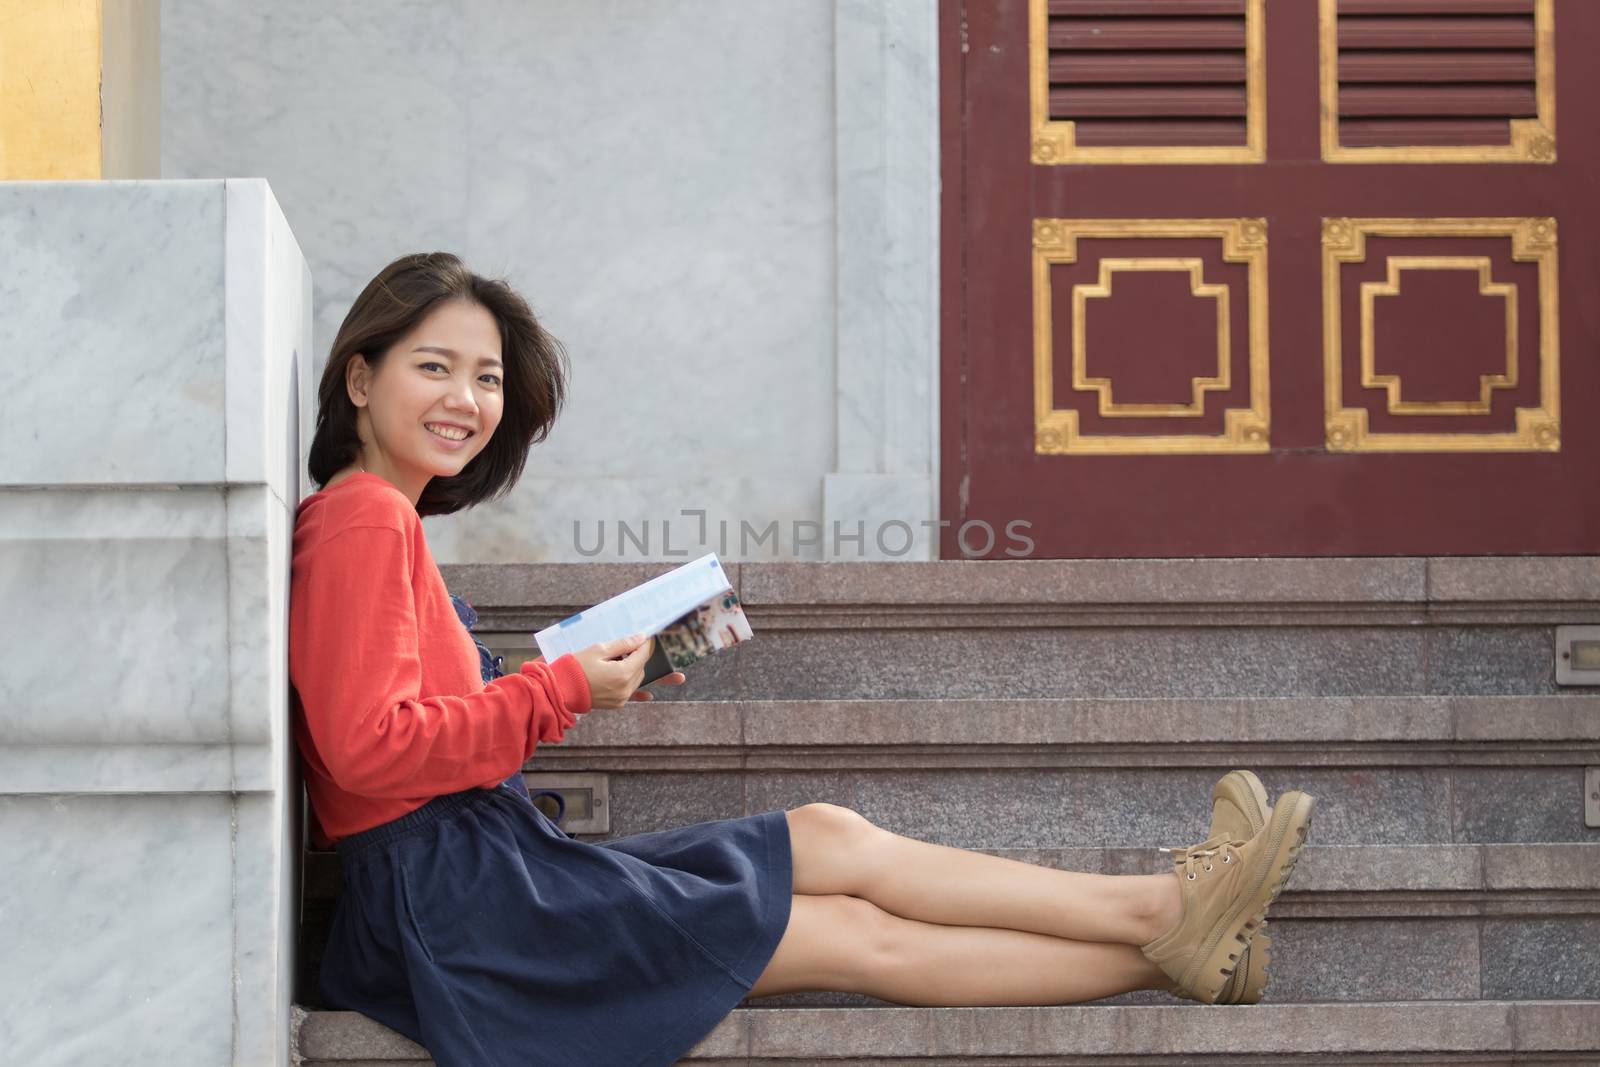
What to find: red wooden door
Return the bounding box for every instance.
[940,0,1599,558]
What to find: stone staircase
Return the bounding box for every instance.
[293,559,1600,1064]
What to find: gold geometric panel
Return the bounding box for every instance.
[1319,0,1555,164]
[1029,0,1266,166]
[1361,257,1517,415]
[1034,219,1270,455]
[1074,259,1230,417]
[1323,218,1559,453]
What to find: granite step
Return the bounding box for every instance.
[521,695,1600,847]
[302,560,1600,1044]
[446,557,1600,703]
[294,1000,1600,1065]
[298,844,1600,1008]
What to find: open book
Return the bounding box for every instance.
[534,552,754,685]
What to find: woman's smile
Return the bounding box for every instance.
[424,421,475,449]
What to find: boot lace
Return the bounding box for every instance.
[1159,833,1242,881]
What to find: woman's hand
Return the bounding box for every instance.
[566,635,686,709]
[636,667,688,699]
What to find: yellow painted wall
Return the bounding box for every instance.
[0,0,112,179]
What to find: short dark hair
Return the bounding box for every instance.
[307,252,570,517]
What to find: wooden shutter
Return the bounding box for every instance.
[1321,0,1554,162]
[1030,0,1263,164]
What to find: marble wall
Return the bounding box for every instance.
[159,0,940,561]
[0,180,313,1067]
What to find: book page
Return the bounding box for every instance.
[534,552,732,660]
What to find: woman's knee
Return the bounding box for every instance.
[785,803,885,895]
[786,802,879,850]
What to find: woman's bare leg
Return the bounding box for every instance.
[749,893,1173,1003]
[784,804,1183,945]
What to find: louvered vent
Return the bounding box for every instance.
[1333,0,1541,149]
[1045,0,1252,148]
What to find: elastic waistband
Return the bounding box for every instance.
[335,783,513,866]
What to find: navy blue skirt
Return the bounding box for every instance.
[320,780,793,1066]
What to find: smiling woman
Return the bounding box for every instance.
[306,251,569,516]
[291,252,796,1067]
[288,253,1316,1067]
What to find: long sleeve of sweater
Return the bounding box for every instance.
[290,523,592,800]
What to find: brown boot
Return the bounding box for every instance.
[1168,771,1274,1004]
[1142,790,1314,1004]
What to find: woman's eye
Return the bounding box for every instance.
[480,375,502,387]
[419,363,499,388]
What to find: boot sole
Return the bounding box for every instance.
[1218,930,1271,1004]
[1184,791,1314,1003]
[1177,929,1270,1004]
[1212,770,1273,1005]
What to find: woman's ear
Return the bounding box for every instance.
[346,354,371,408]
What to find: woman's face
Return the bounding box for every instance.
[347,299,505,496]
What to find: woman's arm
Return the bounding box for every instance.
[290,524,592,799]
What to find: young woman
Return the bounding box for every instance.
[289,252,1315,1067]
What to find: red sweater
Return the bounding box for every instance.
[288,472,592,848]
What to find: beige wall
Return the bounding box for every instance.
[101,0,161,178]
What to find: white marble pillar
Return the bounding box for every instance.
[0,179,313,1067]
[823,0,942,560]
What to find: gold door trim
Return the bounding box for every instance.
[1318,0,1556,164]
[1029,0,1266,166]
[1073,258,1231,417]
[1323,218,1559,453]
[1360,257,1518,415]
[1034,219,1270,456]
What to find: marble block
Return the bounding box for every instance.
[0,794,236,1067]
[0,179,312,1067]
[0,179,310,500]
[0,181,225,486]
[0,182,312,786]
[823,472,938,560]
